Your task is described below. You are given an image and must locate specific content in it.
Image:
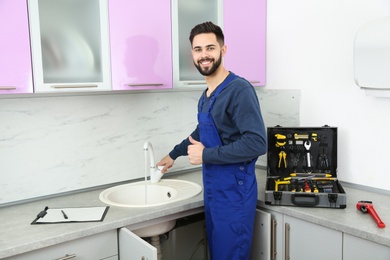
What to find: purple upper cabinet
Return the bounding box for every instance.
[0,0,33,94]
[223,0,266,87]
[108,0,172,91]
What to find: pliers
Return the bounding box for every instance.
[278,151,287,168]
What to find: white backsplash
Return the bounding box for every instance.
[0,89,299,205]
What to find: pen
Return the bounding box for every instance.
[37,206,48,218]
[61,210,68,219]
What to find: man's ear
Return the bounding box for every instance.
[221,45,227,56]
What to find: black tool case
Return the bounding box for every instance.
[265,126,346,209]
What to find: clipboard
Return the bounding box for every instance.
[31,206,109,224]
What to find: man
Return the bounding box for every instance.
[157,21,266,260]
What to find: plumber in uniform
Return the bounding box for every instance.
[157,21,267,260]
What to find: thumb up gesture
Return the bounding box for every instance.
[187,136,204,165]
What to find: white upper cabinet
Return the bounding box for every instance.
[28,0,111,93]
[171,0,266,89]
[172,0,223,89]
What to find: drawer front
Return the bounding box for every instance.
[8,230,118,260]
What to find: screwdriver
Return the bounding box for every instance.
[290,173,332,178]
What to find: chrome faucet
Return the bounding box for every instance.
[143,141,163,183]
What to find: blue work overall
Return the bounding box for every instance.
[198,73,258,260]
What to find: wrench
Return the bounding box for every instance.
[304,140,312,168]
[357,201,386,228]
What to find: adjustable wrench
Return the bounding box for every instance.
[304,140,312,168]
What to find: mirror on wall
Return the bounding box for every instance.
[354,16,390,97]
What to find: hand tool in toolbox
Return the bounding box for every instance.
[356,201,386,228]
[265,126,346,208]
[304,140,312,169]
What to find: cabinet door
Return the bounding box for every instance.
[224,0,266,86]
[259,208,284,260]
[119,227,157,260]
[344,233,390,260]
[0,0,33,94]
[28,0,111,93]
[250,209,272,260]
[284,215,342,260]
[109,0,172,91]
[171,0,223,88]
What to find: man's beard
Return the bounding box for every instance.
[194,52,222,76]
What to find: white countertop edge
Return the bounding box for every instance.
[1,169,389,258]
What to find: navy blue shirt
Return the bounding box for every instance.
[169,72,267,164]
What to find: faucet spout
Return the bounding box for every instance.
[143,142,163,183]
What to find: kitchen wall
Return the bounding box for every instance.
[266,0,390,191]
[0,89,300,205]
[4,0,389,205]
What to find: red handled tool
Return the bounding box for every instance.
[356,201,386,228]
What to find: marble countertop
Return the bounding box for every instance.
[1,169,389,258]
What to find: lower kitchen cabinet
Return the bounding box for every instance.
[343,233,390,260]
[119,227,158,259]
[284,215,342,260]
[250,209,272,260]
[119,212,207,260]
[7,230,118,260]
[258,208,343,260]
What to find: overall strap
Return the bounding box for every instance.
[200,72,238,112]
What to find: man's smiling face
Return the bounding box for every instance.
[192,33,225,76]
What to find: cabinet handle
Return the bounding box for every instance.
[55,254,76,260]
[249,80,261,84]
[285,223,290,260]
[126,83,164,87]
[185,81,207,86]
[185,81,261,86]
[271,218,277,260]
[0,86,17,90]
[52,85,98,89]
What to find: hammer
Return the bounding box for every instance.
[356,201,386,228]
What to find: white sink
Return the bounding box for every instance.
[99,179,202,208]
[131,219,177,237]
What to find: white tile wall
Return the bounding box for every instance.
[0,89,299,204]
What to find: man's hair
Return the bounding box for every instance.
[189,21,224,47]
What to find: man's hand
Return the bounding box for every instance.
[188,136,204,165]
[156,155,174,173]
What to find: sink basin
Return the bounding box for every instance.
[131,219,177,237]
[99,179,202,207]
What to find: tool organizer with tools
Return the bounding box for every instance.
[265,125,346,208]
